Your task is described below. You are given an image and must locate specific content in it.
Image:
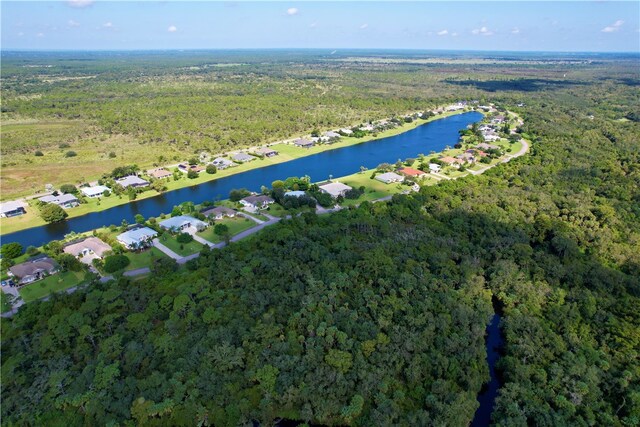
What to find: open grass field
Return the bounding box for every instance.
[196,217,255,243]
[18,270,86,303]
[125,247,168,270]
[157,233,205,256]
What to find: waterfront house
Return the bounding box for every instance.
[116,175,150,189]
[9,257,59,286]
[159,215,208,232]
[116,227,158,250]
[294,138,314,148]
[240,195,274,210]
[81,185,110,198]
[148,168,173,179]
[398,167,426,178]
[38,193,79,209]
[323,131,341,139]
[212,158,236,170]
[429,163,442,173]
[232,153,257,163]
[318,182,352,198]
[63,237,112,265]
[339,128,353,135]
[375,172,405,184]
[476,143,500,151]
[439,156,464,167]
[178,164,206,174]
[201,206,237,220]
[0,201,27,218]
[254,147,278,158]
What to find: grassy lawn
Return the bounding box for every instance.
[18,270,85,303]
[125,247,168,270]
[157,233,204,256]
[1,292,13,313]
[197,217,255,243]
[341,172,407,201]
[263,204,288,218]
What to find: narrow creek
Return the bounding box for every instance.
[470,297,505,427]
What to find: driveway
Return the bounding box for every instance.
[152,238,182,260]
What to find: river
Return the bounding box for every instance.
[3,111,483,248]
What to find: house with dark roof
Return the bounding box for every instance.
[9,257,59,285]
[232,153,257,163]
[294,138,314,148]
[240,195,274,210]
[116,175,150,189]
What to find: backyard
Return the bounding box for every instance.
[197,217,256,243]
[125,247,169,270]
[157,233,205,256]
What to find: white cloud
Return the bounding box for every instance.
[360,23,368,29]
[36,32,44,37]
[451,32,458,37]
[602,19,624,32]
[287,7,298,16]
[511,27,520,34]
[310,22,317,28]
[67,0,93,8]
[68,19,80,28]
[102,22,113,29]
[472,26,494,36]
[17,32,24,37]
[168,25,177,33]
[437,29,448,36]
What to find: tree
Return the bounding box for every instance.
[103,254,131,273]
[40,204,68,223]
[229,188,251,202]
[176,233,193,244]
[214,224,230,242]
[206,164,217,174]
[187,170,198,179]
[57,253,83,272]
[134,214,145,224]
[1,243,23,259]
[59,184,78,194]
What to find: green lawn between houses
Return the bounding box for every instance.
[196,217,256,243]
[157,233,205,256]
[125,247,169,270]
[18,270,86,303]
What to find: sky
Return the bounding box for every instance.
[2,1,639,52]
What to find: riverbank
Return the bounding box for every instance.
[0,109,466,235]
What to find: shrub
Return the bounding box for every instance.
[176,233,193,244]
[109,151,117,158]
[206,164,217,174]
[59,184,78,194]
[26,246,40,256]
[103,254,131,273]
[64,151,77,158]
[35,151,44,157]
[1,243,23,259]
[59,143,70,149]
[187,170,198,179]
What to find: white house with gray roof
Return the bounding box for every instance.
[159,215,208,232]
[117,227,158,250]
[0,201,27,218]
[116,175,150,189]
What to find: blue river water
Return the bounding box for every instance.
[3,111,482,248]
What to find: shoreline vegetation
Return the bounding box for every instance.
[1,108,469,235]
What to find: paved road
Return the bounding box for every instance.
[237,212,264,224]
[192,234,216,248]
[123,267,151,276]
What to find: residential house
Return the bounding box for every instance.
[116,175,150,189]
[254,147,278,158]
[439,156,464,167]
[63,237,112,265]
[0,201,27,218]
[201,206,237,220]
[81,185,110,198]
[429,163,442,173]
[232,153,257,163]
[38,193,79,209]
[116,227,158,250]
[178,164,206,174]
[339,128,353,135]
[476,143,500,151]
[294,138,314,148]
[212,158,236,170]
[375,172,405,184]
[456,152,476,163]
[398,167,426,178]
[9,257,59,285]
[148,168,173,179]
[359,124,374,132]
[323,131,341,139]
[240,195,275,210]
[318,182,352,198]
[159,215,208,232]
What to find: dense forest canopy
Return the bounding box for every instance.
[1,51,639,426]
